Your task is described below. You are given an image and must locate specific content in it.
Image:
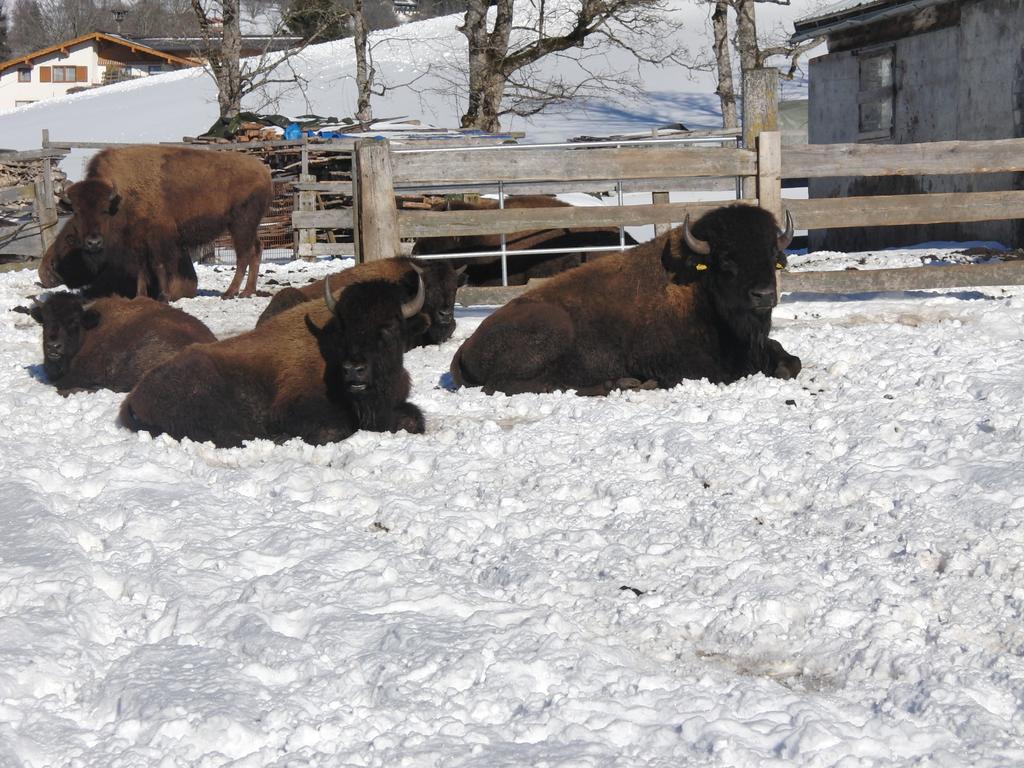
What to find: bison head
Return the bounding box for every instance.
[305,271,426,402]
[65,178,122,254]
[676,205,793,332]
[29,292,100,381]
[410,260,466,348]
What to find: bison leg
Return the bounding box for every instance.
[452,301,575,394]
[272,394,356,445]
[767,338,801,380]
[224,195,266,299]
[393,402,426,434]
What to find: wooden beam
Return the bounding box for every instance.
[783,137,1024,179]
[392,146,756,185]
[786,190,1024,230]
[394,200,757,239]
[353,139,400,262]
[742,68,779,198]
[782,262,1024,294]
[756,131,782,223]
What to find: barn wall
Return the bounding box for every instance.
[807,0,1024,251]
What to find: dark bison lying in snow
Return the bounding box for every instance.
[256,257,465,349]
[42,145,272,299]
[120,271,428,447]
[450,204,801,396]
[30,292,215,395]
[39,217,199,300]
[411,195,636,286]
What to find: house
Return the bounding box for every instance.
[0,32,198,111]
[791,0,1024,250]
[0,32,302,112]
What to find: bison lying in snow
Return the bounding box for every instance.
[450,204,801,396]
[50,145,272,300]
[120,271,427,447]
[30,292,216,395]
[39,217,199,301]
[411,195,636,286]
[256,257,465,348]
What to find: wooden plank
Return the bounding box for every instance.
[38,161,57,253]
[291,209,355,228]
[453,263,1024,306]
[0,183,37,204]
[295,172,317,261]
[756,131,783,224]
[392,146,756,185]
[783,137,1024,179]
[786,190,1024,229]
[297,242,356,257]
[292,181,354,194]
[353,139,400,262]
[652,191,670,237]
[393,177,741,196]
[783,262,1024,294]
[396,200,757,239]
[0,148,68,163]
[742,68,779,198]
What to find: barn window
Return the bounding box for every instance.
[17,68,31,82]
[857,48,894,140]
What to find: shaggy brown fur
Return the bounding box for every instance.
[120,274,426,448]
[412,196,635,286]
[30,293,215,396]
[450,205,801,396]
[39,218,198,301]
[64,146,272,299]
[256,257,463,348]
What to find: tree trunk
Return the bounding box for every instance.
[734,0,759,72]
[712,1,737,129]
[353,0,373,122]
[459,0,512,132]
[219,0,243,119]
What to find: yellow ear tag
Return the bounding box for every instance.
[776,263,784,270]
[695,263,708,271]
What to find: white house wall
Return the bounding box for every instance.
[0,41,99,111]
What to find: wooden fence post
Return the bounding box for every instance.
[742,67,779,200]
[756,130,783,224]
[34,128,59,254]
[353,138,399,263]
[652,191,670,237]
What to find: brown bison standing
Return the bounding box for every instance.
[30,292,215,395]
[450,204,801,396]
[412,195,636,286]
[49,146,272,299]
[120,271,427,447]
[256,257,465,348]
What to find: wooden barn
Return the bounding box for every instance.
[791,0,1024,251]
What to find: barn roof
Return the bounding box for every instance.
[791,0,949,42]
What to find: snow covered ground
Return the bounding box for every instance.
[2,247,1024,766]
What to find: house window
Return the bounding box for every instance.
[858,48,894,140]
[15,100,36,107]
[51,65,78,83]
[17,68,31,82]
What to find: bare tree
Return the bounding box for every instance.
[707,0,822,131]
[352,0,372,121]
[191,0,345,119]
[456,0,680,133]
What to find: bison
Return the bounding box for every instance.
[30,292,216,395]
[256,257,465,348]
[39,217,199,300]
[54,145,272,300]
[411,195,636,286]
[450,204,801,396]
[120,270,427,447]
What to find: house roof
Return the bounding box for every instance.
[0,31,199,74]
[132,36,303,56]
[791,0,949,42]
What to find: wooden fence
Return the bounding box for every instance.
[294,131,1024,301]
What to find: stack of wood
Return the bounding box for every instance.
[0,155,66,219]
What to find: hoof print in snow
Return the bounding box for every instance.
[370,521,390,533]
[619,585,645,597]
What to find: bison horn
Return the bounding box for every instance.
[777,209,795,251]
[323,277,338,314]
[682,214,711,256]
[402,266,426,320]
